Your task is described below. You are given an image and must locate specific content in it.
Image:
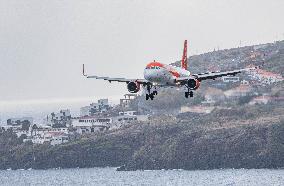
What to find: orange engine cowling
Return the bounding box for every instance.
[127,81,140,93]
[187,78,200,90]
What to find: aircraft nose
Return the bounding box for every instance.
[144,69,156,81]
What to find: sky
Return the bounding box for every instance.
[0,0,284,108]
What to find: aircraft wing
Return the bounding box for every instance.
[83,64,148,84]
[176,66,258,82]
[86,75,148,84]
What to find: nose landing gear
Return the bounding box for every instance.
[185,90,193,98]
[184,83,194,98]
[145,84,158,100]
[146,93,154,100]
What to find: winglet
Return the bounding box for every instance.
[181,40,188,70]
[83,64,87,76]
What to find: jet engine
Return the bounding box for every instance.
[127,81,140,93]
[187,78,200,90]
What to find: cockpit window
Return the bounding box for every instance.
[146,66,160,69]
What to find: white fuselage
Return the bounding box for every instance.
[143,61,190,86]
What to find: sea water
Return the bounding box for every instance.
[0,167,283,186]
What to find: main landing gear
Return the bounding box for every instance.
[185,90,193,98]
[145,84,158,100]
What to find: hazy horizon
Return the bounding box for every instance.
[1,0,284,105]
[0,96,122,125]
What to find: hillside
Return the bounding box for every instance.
[124,105,284,170]
[136,41,284,114]
[0,103,283,170]
[173,40,284,75]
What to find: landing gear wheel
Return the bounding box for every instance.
[150,93,154,100]
[146,94,149,100]
[185,92,189,98]
[189,91,193,97]
[153,90,158,95]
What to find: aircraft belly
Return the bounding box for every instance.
[144,69,176,86]
[156,71,175,85]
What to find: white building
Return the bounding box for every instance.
[50,109,71,120]
[23,125,69,145]
[47,109,72,127]
[73,113,149,132]
[25,131,69,146]
[2,125,21,131]
[50,133,69,146]
[98,99,109,108]
[120,94,137,108]
[72,117,112,127]
[80,106,92,117]
[30,126,68,136]
[72,116,111,134]
[112,114,149,129]
[27,134,51,144]
[119,111,138,116]
[15,130,31,138]
[80,99,110,116]
[222,76,240,83]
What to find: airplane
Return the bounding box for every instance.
[83,40,258,100]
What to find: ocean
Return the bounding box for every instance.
[0,168,283,186]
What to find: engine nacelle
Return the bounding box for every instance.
[127,81,140,93]
[187,78,200,90]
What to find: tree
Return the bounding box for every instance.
[32,124,38,130]
[19,134,28,142]
[21,120,31,131]
[238,95,254,105]
[15,120,21,126]
[7,119,12,125]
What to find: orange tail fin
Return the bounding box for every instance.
[181,40,188,70]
